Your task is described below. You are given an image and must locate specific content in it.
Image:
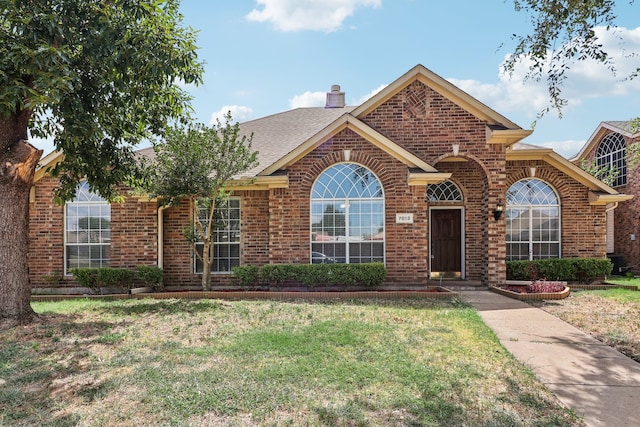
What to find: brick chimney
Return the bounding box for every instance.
[325,84,345,108]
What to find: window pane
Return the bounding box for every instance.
[311,164,384,264]
[506,243,529,261]
[506,179,560,261]
[194,198,241,273]
[65,182,111,273]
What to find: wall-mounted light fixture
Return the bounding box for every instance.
[452,144,460,156]
[493,199,504,221]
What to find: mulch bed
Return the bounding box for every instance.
[31,287,458,302]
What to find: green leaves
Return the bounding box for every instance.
[1,0,204,201]
[146,114,259,205]
[506,0,634,116]
[143,113,258,289]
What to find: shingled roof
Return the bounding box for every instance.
[237,106,355,178]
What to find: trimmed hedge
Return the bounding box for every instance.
[70,266,164,293]
[135,265,165,291]
[506,258,612,284]
[233,263,387,289]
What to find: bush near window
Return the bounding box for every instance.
[70,266,164,293]
[233,263,386,289]
[506,258,612,284]
[135,265,165,291]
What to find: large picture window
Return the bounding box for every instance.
[506,179,560,261]
[195,198,240,273]
[596,132,627,187]
[311,163,384,264]
[65,181,111,272]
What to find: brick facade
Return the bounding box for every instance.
[28,66,618,291]
[577,128,640,271]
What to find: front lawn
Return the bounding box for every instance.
[605,276,640,291]
[1,298,581,426]
[534,287,640,363]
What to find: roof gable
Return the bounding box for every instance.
[259,114,439,176]
[571,120,640,162]
[352,64,523,131]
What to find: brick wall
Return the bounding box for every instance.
[506,161,608,258]
[28,79,613,289]
[28,176,66,287]
[576,131,639,270]
[28,179,158,288]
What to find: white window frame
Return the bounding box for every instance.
[194,197,241,274]
[596,132,627,187]
[310,163,385,264]
[64,181,111,274]
[506,178,561,261]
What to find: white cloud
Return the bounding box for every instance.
[209,105,254,125]
[246,0,381,32]
[355,84,387,104]
[29,134,56,157]
[448,26,640,117]
[289,91,326,109]
[288,83,387,109]
[537,139,586,159]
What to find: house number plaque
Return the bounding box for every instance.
[396,213,414,224]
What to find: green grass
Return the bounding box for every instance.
[605,276,640,289]
[0,298,582,426]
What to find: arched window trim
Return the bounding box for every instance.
[310,162,385,265]
[596,132,627,187]
[427,180,464,202]
[505,178,561,261]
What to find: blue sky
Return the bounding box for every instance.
[174,0,639,159]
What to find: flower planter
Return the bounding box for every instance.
[490,284,570,301]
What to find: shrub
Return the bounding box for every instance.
[233,263,386,289]
[231,265,261,288]
[135,265,164,291]
[69,267,165,293]
[70,267,134,293]
[42,270,64,286]
[506,258,612,284]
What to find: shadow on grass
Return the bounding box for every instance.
[91,298,227,316]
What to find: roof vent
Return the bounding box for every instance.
[325,84,345,108]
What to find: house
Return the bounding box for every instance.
[572,121,640,273]
[28,65,632,292]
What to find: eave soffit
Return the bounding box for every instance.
[507,146,630,197]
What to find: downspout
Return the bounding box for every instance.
[605,202,618,213]
[157,206,168,269]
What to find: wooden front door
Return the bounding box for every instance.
[430,209,462,278]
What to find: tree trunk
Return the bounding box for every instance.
[201,240,212,291]
[0,111,43,328]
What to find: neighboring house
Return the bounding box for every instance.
[28,65,632,292]
[572,121,640,273]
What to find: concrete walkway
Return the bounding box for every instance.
[460,291,640,427]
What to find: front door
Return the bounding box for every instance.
[430,209,462,278]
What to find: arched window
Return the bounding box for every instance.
[428,180,463,202]
[596,132,627,187]
[65,181,111,272]
[311,163,384,264]
[506,178,560,261]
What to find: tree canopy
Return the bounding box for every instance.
[0,0,203,201]
[0,0,202,326]
[145,113,258,289]
[505,0,638,116]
